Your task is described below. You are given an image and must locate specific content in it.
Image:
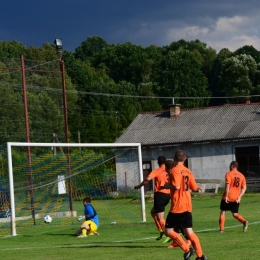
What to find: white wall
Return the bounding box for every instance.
[115,161,139,191]
[115,140,260,190]
[141,140,260,188]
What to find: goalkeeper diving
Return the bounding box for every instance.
[75,197,100,237]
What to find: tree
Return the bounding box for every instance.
[95,42,146,85]
[27,91,64,143]
[113,81,141,131]
[167,39,217,78]
[252,63,260,102]
[0,83,24,143]
[24,43,58,61]
[75,36,108,63]
[208,48,233,105]
[233,45,260,63]
[63,51,92,87]
[218,54,257,101]
[138,82,162,112]
[158,49,210,108]
[0,40,26,58]
[143,45,163,83]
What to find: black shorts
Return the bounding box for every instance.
[220,199,239,213]
[165,211,193,229]
[153,192,170,213]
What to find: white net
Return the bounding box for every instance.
[0,142,145,237]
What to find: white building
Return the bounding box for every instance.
[116,102,260,191]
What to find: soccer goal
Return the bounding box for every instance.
[2,142,146,236]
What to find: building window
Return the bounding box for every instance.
[235,146,260,177]
[143,163,151,170]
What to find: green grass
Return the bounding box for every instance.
[1,193,260,260]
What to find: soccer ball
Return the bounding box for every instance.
[77,215,83,222]
[44,215,52,223]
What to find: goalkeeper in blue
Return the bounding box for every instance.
[75,197,100,237]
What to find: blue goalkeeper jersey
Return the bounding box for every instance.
[84,203,99,227]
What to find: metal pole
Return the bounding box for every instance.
[7,143,17,236]
[137,144,146,222]
[53,133,57,156]
[78,131,81,153]
[59,59,73,211]
[21,55,36,225]
[124,172,128,198]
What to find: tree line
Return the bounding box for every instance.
[0,37,260,145]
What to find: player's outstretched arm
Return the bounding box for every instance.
[134,179,149,189]
[160,183,176,190]
[194,185,203,192]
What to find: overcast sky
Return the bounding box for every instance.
[1,0,260,53]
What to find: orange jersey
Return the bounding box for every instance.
[148,165,170,194]
[169,164,198,213]
[222,169,246,202]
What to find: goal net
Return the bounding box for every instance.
[0,142,146,237]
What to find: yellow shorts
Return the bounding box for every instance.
[82,220,98,235]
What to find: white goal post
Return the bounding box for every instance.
[7,142,146,236]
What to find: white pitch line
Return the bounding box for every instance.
[195,220,260,233]
[0,221,259,251]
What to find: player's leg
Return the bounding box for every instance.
[182,212,207,260]
[231,203,248,231]
[185,228,204,259]
[179,226,190,242]
[162,194,172,243]
[165,228,190,251]
[151,207,163,239]
[87,221,98,235]
[165,212,192,256]
[153,193,166,240]
[168,226,191,248]
[158,211,171,243]
[232,212,246,224]
[154,193,170,241]
[157,211,166,232]
[168,229,195,260]
[77,220,91,237]
[151,207,161,230]
[219,210,225,232]
[219,199,228,232]
[168,226,181,247]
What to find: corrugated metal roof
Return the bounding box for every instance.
[116,103,260,145]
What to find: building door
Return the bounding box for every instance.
[184,158,188,168]
[142,161,153,192]
[235,146,260,177]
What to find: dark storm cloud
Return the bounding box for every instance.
[1,0,260,52]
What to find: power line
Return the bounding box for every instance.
[0,59,59,76]
[73,91,260,100]
[0,80,260,100]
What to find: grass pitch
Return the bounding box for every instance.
[1,193,260,260]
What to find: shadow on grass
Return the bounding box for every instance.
[61,243,165,249]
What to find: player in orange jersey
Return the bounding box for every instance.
[164,160,191,249]
[134,156,170,241]
[161,150,207,260]
[219,161,248,233]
